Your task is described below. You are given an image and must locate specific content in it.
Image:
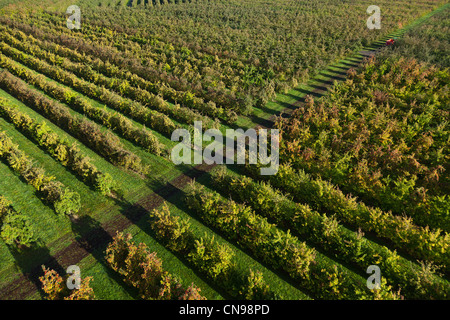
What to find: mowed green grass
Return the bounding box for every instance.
[1,2,447,300]
[0,81,312,299]
[235,3,450,131]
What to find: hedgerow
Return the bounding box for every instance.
[0,132,81,216]
[0,98,116,195]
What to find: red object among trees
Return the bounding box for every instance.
[386,39,395,46]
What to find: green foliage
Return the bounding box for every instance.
[184,182,348,296]
[187,235,235,282]
[224,164,450,298]
[150,202,278,299]
[105,232,207,300]
[54,188,81,216]
[30,0,443,114]
[149,203,193,253]
[94,172,115,196]
[179,284,207,300]
[246,163,450,274]
[0,131,80,216]
[0,211,35,247]
[38,266,64,300]
[0,32,210,135]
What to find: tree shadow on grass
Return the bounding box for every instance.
[308,83,330,93]
[115,188,233,299]
[146,175,317,299]
[319,72,347,82]
[70,214,140,299]
[320,65,348,76]
[248,113,275,129]
[5,241,64,299]
[0,159,59,217]
[326,64,350,72]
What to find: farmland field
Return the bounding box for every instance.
[0,0,448,303]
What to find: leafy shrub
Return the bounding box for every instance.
[0,212,35,248]
[39,265,95,300]
[54,189,81,216]
[0,131,80,216]
[185,182,316,282]
[0,196,12,222]
[239,270,276,300]
[149,203,278,299]
[187,235,235,282]
[105,232,207,300]
[0,69,145,174]
[149,203,193,253]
